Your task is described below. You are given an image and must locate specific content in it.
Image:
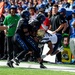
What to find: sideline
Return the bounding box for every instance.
[0,61,75,72]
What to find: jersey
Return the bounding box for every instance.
[41,30,58,44]
[3,14,20,36]
[15,18,31,37]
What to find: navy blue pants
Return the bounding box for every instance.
[13,34,40,58]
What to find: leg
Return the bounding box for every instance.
[70,38,75,59]
[46,41,54,55]
[0,31,5,58]
[55,34,62,63]
[12,34,29,65]
[1,36,7,60]
[41,33,62,58]
[7,37,14,67]
[51,34,62,54]
[37,57,47,68]
[25,36,47,68]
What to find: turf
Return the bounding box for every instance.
[0,60,75,68]
[0,66,75,75]
[0,60,75,75]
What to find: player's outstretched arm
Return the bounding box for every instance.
[0,26,8,31]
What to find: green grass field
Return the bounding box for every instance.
[0,66,75,75]
[0,60,75,75]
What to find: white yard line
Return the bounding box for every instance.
[0,61,75,72]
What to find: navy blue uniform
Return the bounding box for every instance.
[13,18,40,58]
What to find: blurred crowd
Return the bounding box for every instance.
[0,0,75,67]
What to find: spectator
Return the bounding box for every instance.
[25,0,29,6]
[36,0,46,9]
[17,6,23,16]
[69,9,75,63]
[9,0,18,9]
[62,34,69,48]
[49,4,65,63]
[69,0,74,9]
[45,7,52,18]
[4,8,9,16]
[29,6,37,25]
[15,0,19,5]
[46,0,54,9]
[62,0,70,8]
[4,1,11,10]
[21,0,27,10]
[28,2,33,7]
[0,13,5,59]
[17,2,22,7]
[33,0,38,7]
[58,8,68,34]
[3,5,20,67]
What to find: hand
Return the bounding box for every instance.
[52,31,56,34]
[34,37,39,42]
[62,31,64,34]
[4,30,8,35]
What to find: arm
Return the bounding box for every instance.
[41,41,54,59]
[55,24,64,32]
[53,15,66,33]
[53,23,64,33]
[62,22,68,33]
[49,24,52,30]
[0,26,8,31]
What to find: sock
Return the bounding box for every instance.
[39,60,43,65]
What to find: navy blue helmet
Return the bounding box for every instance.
[29,13,46,30]
[29,13,46,26]
[36,13,46,24]
[20,10,30,20]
